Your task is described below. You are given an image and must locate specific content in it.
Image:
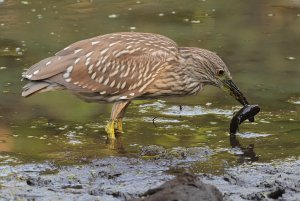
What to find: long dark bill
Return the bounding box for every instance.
[223,79,249,106]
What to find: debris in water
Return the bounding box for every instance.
[286,56,295,60]
[21,1,29,5]
[191,20,200,23]
[287,97,300,105]
[108,14,118,18]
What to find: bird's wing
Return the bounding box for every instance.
[22,54,75,80]
[23,32,180,100]
[22,37,95,81]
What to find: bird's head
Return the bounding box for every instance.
[184,47,249,106]
[214,66,249,106]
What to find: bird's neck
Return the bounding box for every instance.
[179,47,215,86]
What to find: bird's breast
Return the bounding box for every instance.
[142,70,202,98]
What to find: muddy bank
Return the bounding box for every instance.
[0,146,212,201]
[0,146,299,201]
[201,158,300,201]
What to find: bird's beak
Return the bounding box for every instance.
[222,79,249,106]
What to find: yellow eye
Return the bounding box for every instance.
[217,69,225,76]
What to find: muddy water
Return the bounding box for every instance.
[0,0,299,173]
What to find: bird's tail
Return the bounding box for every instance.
[22,81,64,97]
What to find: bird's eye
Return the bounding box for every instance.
[217,69,225,76]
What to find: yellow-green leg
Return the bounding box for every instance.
[105,101,131,139]
[105,120,115,139]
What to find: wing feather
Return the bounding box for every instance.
[22,32,180,101]
[22,54,76,80]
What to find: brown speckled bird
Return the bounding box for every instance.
[22,32,249,139]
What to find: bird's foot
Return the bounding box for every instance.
[105,120,115,139]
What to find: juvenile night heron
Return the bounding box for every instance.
[22,32,249,139]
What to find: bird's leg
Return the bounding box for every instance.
[115,101,131,133]
[179,105,183,111]
[117,119,123,132]
[105,121,115,139]
[106,101,131,138]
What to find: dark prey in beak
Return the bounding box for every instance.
[222,79,256,122]
[230,105,260,134]
[223,79,249,106]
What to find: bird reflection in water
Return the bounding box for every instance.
[229,134,259,163]
[105,128,259,164]
[106,132,126,153]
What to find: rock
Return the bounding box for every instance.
[130,173,223,201]
[139,145,213,163]
[140,145,166,157]
[26,176,52,186]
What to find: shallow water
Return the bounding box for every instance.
[0,0,299,172]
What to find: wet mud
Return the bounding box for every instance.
[201,158,300,201]
[0,146,299,201]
